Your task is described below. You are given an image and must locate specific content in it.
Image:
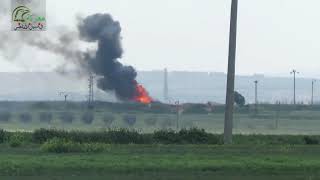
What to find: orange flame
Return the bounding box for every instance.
[133,82,152,104]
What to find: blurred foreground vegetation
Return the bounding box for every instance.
[0,128,320,178]
[0,139,320,179]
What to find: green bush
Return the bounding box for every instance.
[0,129,5,143]
[234,91,246,107]
[9,133,24,147]
[39,112,53,123]
[33,128,220,145]
[153,128,221,144]
[19,112,32,123]
[102,113,115,128]
[41,138,82,153]
[232,135,305,145]
[33,128,68,143]
[81,112,94,124]
[59,112,74,124]
[32,128,151,144]
[27,128,320,146]
[178,128,210,144]
[153,129,179,144]
[304,136,319,145]
[82,143,106,153]
[40,138,108,153]
[0,112,11,122]
[107,129,150,144]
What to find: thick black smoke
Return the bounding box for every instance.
[78,14,138,100]
[0,11,139,100]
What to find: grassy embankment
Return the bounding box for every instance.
[0,129,320,179]
[1,144,320,179]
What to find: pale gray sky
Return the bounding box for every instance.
[1,0,320,78]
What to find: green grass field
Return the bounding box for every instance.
[1,144,320,179]
[1,102,320,179]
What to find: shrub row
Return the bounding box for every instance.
[8,133,26,147]
[33,128,151,144]
[232,135,319,145]
[40,138,108,153]
[0,131,32,147]
[30,129,320,145]
[2,128,320,145]
[153,128,221,144]
[32,128,221,144]
[0,129,5,143]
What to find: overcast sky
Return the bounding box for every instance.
[1,0,320,78]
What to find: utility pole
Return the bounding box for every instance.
[290,70,299,105]
[175,100,180,131]
[275,101,280,129]
[88,73,94,109]
[254,80,258,113]
[224,0,238,144]
[59,92,69,102]
[312,80,316,105]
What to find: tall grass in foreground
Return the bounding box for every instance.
[1,128,320,146]
[32,128,222,145]
[40,138,108,153]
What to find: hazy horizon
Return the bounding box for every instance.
[0,70,316,80]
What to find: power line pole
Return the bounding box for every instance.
[59,92,69,102]
[254,80,258,113]
[224,0,238,144]
[275,101,280,129]
[312,80,316,105]
[290,70,299,105]
[88,73,94,109]
[175,100,180,131]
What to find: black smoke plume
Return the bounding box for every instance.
[78,13,138,100]
[0,10,141,101]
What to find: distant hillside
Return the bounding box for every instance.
[0,71,316,104]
